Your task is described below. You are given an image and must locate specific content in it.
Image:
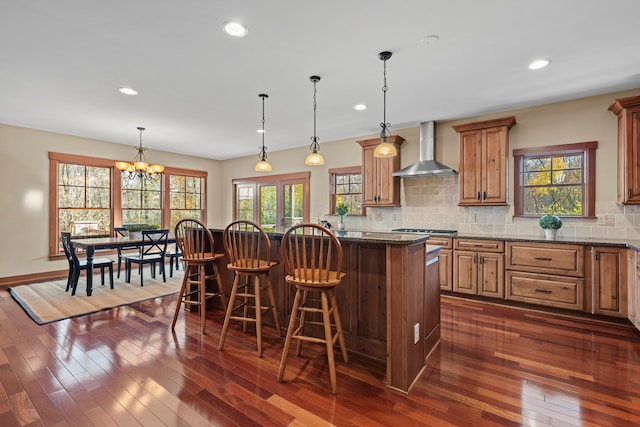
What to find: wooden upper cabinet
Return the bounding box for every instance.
[609,95,640,204]
[357,136,404,207]
[453,116,516,206]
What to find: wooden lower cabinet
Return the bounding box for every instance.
[427,237,453,291]
[629,250,640,329]
[453,239,505,298]
[505,271,583,310]
[585,246,627,318]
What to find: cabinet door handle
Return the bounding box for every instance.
[595,250,599,261]
[630,188,633,199]
[473,253,478,263]
[479,256,484,264]
[477,192,481,200]
[533,288,552,293]
[533,257,552,261]
[483,191,486,200]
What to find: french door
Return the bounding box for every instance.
[233,172,310,233]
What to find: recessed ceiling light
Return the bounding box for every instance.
[257,129,266,133]
[354,104,367,111]
[420,34,440,45]
[118,87,138,95]
[528,59,550,70]
[223,21,248,37]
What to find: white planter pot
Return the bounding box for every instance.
[544,229,557,240]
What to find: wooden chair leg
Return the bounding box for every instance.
[211,262,227,311]
[296,290,310,356]
[330,289,348,363]
[108,264,114,289]
[278,288,302,383]
[254,275,263,357]
[321,290,338,394]
[199,265,207,334]
[265,275,282,337]
[219,273,241,349]
[139,261,144,287]
[171,268,190,331]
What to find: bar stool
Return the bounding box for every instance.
[218,220,282,357]
[278,223,348,394]
[171,219,227,334]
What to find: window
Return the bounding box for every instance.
[233,172,310,232]
[513,141,597,217]
[49,152,207,257]
[58,163,111,237]
[329,166,362,215]
[121,175,162,228]
[169,174,204,231]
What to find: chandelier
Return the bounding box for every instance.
[116,127,164,179]
[255,93,272,172]
[305,75,324,166]
[374,51,398,158]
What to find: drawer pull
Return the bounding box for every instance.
[533,257,552,261]
[533,288,552,293]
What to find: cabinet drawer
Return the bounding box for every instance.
[454,239,504,252]
[505,271,583,310]
[506,242,583,277]
[427,237,452,249]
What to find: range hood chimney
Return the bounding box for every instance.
[392,121,457,177]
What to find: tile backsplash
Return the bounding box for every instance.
[332,175,640,240]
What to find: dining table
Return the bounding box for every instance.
[70,235,176,296]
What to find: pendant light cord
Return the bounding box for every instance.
[380,52,391,142]
[259,94,268,161]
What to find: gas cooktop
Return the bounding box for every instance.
[392,228,458,235]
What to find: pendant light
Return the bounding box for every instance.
[373,51,398,158]
[305,75,325,166]
[255,93,272,172]
[115,127,165,179]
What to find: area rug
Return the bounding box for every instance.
[8,273,182,325]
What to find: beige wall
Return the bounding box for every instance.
[220,87,640,239]
[3,87,640,279]
[0,124,223,278]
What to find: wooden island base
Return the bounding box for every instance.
[212,229,440,393]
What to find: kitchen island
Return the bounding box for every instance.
[210,228,440,393]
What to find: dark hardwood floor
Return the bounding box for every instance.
[1,289,639,426]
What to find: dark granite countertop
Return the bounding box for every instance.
[210,227,429,245]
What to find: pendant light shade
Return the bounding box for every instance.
[305,75,325,166]
[255,94,272,172]
[374,51,398,158]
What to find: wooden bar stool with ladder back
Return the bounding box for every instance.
[278,223,348,394]
[171,219,227,334]
[218,220,282,357]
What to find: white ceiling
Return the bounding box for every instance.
[2,1,640,160]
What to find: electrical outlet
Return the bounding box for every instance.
[469,213,476,223]
[414,323,420,344]
[596,215,606,225]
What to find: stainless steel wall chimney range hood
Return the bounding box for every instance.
[392,121,458,177]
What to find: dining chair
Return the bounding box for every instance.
[114,227,140,278]
[124,229,169,286]
[218,220,282,357]
[171,219,227,334]
[164,244,182,277]
[278,223,348,394]
[61,232,114,296]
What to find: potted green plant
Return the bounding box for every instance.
[336,203,349,230]
[539,214,562,240]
